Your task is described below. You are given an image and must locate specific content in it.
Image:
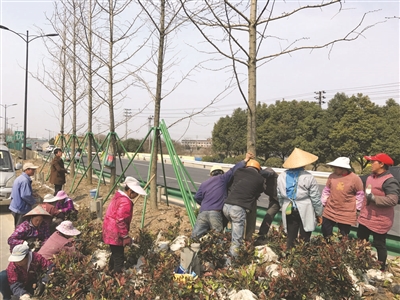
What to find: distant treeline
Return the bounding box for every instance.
[211,93,400,171]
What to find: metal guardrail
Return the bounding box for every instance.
[129,153,331,179]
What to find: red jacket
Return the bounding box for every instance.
[102,191,133,246]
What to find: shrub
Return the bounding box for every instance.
[265,157,283,168]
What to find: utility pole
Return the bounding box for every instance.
[123,108,132,140]
[148,115,154,151]
[314,91,326,108]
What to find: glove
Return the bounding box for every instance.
[316,216,323,226]
[366,193,376,206]
[33,281,46,297]
[20,294,31,300]
[122,236,132,246]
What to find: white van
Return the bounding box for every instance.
[0,144,22,206]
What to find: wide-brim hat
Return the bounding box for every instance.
[22,162,39,171]
[23,205,52,219]
[56,221,81,236]
[282,148,318,169]
[122,177,147,196]
[43,193,57,203]
[9,244,30,262]
[326,157,351,169]
[54,190,68,200]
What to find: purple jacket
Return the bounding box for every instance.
[8,220,50,252]
[195,161,246,212]
[7,252,53,297]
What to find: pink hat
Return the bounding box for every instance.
[56,221,81,236]
[54,190,69,200]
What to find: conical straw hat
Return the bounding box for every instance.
[282,148,318,169]
[23,205,52,219]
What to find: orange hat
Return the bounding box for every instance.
[246,159,261,171]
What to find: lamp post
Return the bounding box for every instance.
[0,103,17,141]
[0,25,58,159]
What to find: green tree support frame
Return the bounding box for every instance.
[40,121,198,229]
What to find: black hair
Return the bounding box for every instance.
[211,170,224,177]
[124,185,131,192]
[54,148,62,155]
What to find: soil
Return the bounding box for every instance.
[29,157,193,238]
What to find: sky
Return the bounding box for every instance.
[0,0,399,142]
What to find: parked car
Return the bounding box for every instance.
[0,144,22,206]
[45,145,55,153]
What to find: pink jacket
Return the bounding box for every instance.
[102,191,133,246]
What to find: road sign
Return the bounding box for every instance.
[6,135,13,142]
[14,131,24,142]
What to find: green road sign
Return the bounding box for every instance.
[14,131,24,142]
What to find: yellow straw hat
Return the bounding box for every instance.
[282,148,318,169]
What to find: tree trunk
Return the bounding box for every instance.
[108,0,116,187]
[149,0,166,210]
[245,0,258,239]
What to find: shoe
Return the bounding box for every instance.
[254,236,268,246]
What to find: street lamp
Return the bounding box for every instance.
[0,103,17,141]
[0,25,58,159]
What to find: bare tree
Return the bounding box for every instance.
[93,0,149,185]
[181,0,387,236]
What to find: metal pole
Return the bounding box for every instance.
[23,30,29,160]
[3,107,6,141]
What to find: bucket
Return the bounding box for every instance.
[90,189,99,198]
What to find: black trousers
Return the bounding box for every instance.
[357,224,387,270]
[321,217,351,238]
[11,212,24,229]
[54,184,63,196]
[109,245,125,273]
[258,199,280,236]
[286,209,311,250]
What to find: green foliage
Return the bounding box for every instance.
[44,207,383,300]
[265,157,283,168]
[212,108,247,156]
[117,138,144,154]
[202,154,224,162]
[263,232,379,299]
[212,93,400,171]
[223,155,244,164]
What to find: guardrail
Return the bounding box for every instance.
[128,153,331,179]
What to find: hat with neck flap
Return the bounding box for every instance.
[283,148,318,169]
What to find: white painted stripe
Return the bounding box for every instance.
[162,176,201,185]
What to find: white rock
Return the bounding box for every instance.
[229,289,258,300]
[255,245,278,263]
[134,255,146,274]
[346,266,363,296]
[92,249,111,269]
[170,235,187,251]
[156,241,170,252]
[265,264,280,278]
[20,294,31,300]
[363,284,377,293]
[366,269,393,283]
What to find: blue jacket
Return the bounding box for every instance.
[9,173,37,214]
[195,161,246,212]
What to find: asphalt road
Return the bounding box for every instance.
[76,156,326,208]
